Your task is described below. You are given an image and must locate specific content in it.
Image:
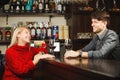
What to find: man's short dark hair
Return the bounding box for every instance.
[91,10,110,25]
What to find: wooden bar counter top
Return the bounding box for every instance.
[33,56,120,80]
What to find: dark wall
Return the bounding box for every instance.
[0,0,10,8]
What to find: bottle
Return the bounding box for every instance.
[46,22,52,39]
[38,0,44,13]
[42,22,47,39]
[36,22,42,40]
[5,27,12,40]
[61,0,66,14]
[56,0,62,14]
[49,0,56,13]
[15,0,22,13]
[0,28,3,40]
[44,0,50,13]
[3,2,10,13]
[0,50,2,66]
[9,0,16,13]
[21,0,25,13]
[30,22,36,40]
[25,0,32,12]
[32,0,39,13]
[39,22,43,40]
[53,25,58,40]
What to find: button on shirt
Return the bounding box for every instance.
[82,29,119,59]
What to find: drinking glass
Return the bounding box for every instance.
[64,39,73,51]
[49,39,56,55]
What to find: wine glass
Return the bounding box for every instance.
[64,39,73,51]
[49,39,56,55]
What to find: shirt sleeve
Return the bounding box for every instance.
[82,36,97,51]
[88,31,119,59]
[31,42,48,56]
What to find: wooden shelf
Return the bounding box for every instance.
[0,10,64,17]
[0,40,10,45]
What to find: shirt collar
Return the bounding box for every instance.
[97,28,108,40]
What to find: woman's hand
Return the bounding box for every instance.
[33,52,55,65]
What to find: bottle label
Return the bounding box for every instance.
[36,29,41,35]
[47,28,52,37]
[39,3,43,10]
[58,4,62,11]
[31,29,35,36]
[42,28,46,39]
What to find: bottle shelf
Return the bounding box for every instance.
[0,10,64,17]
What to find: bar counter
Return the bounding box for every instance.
[33,57,120,80]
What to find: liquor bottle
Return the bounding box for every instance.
[44,0,50,13]
[9,0,16,13]
[30,22,36,40]
[53,25,58,40]
[21,0,25,12]
[61,0,66,14]
[15,0,22,13]
[38,0,44,13]
[0,28,3,40]
[3,2,10,13]
[0,50,2,66]
[39,22,43,39]
[56,0,62,14]
[5,27,12,40]
[49,0,56,13]
[46,22,52,39]
[25,0,32,12]
[32,0,39,13]
[36,23,42,40]
[42,22,47,39]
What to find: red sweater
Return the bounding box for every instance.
[3,44,47,80]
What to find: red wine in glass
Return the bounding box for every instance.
[49,45,56,50]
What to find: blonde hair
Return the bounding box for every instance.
[8,26,30,48]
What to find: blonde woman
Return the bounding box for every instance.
[3,26,54,80]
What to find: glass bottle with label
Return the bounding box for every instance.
[15,0,22,13]
[47,22,52,39]
[36,22,42,40]
[38,0,44,13]
[53,25,58,40]
[5,27,12,40]
[25,0,32,12]
[56,0,62,14]
[21,0,25,12]
[32,0,39,13]
[61,0,66,14]
[0,28,3,41]
[49,0,56,13]
[44,0,50,13]
[9,0,16,13]
[30,22,36,40]
[42,22,47,39]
